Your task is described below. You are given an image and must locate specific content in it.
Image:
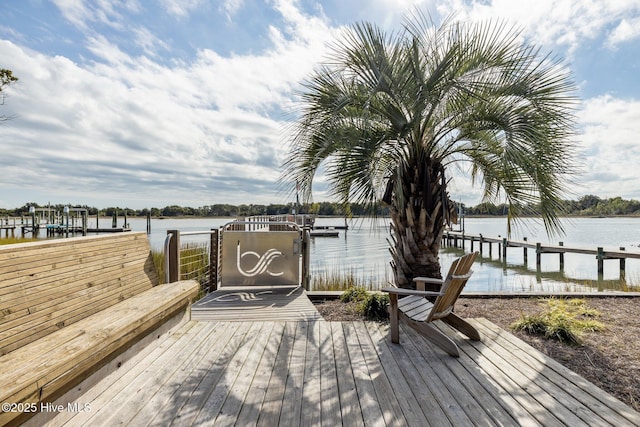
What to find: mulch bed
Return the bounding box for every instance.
[314,297,640,412]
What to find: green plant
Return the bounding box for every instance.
[359,293,390,320]
[339,287,389,320]
[340,286,370,303]
[511,298,604,345]
[311,270,380,292]
[151,249,165,284]
[151,242,209,288]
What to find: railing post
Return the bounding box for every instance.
[502,238,507,259]
[523,237,528,264]
[479,234,483,256]
[536,242,542,268]
[167,229,180,283]
[559,242,564,270]
[620,247,626,279]
[302,227,311,290]
[597,247,604,277]
[209,229,219,292]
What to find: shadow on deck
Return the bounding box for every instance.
[36,316,639,426]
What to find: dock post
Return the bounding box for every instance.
[167,230,181,283]
[523,237,528,264]
[559,242,564,270]
[502,238,507,259]
[479,234,483,255]
[302,227,311,290]
[146,212,151,234]
[597,247,604,276]
[30,207,36,236]
[620,247,626,279]
[536,242,541,268]
[470,236,474,252]
[209,229,219,292]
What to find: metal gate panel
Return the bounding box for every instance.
[221,230,301,286]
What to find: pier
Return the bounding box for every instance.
[1,209,133,239]
[442,230,639,279]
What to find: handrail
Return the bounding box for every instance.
[222,220,301,231]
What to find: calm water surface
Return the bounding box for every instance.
[64,216,640,292]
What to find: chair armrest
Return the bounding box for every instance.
[381,287,444,298]
[413,277,444,285]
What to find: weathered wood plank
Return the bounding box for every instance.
[352,321,408,426]
[214,321,276,426]
[234,321,285,426]
[147,321,243,426]
[364,322,430,426]
[79,320,212,425]
[473,317,640,426]
[301,320,322,426]
[393,324,475,426]
[341,322,386,427]
[38,318,640,427]
[279,321,309,425]
[431,321,562,426]
[318,320,342,427]
[0,281,198,407]
[257,321,296,427]
[330,321,364,427]
[190,286,322,323]
[192,322,265,425]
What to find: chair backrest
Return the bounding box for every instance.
[428,252,478,321]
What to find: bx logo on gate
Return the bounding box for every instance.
[236,243,284,277]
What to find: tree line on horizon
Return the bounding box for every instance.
[2,194,640,218]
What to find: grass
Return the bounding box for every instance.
[0,236,37,245]
[151,242,210,291]
[311,269,385,291]
[511,298,605,345]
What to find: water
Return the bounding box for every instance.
[22,216,640,292]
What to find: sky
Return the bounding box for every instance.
[1,0,640,210]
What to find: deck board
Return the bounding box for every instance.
[39,318,640,427]
[190,286,323,322]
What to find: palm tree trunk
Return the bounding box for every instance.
[388,158,455,289]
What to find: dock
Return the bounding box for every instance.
[36,316,640,426]
[443,230,640,278]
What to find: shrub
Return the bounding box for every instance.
[359,293,390,320]
[511,298,604,345]
[340,287,389,320]
[340,286,370,303]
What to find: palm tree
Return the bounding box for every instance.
[281,13,578,288]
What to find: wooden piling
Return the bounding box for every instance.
[209,229,219,292]
[597,247,604,275]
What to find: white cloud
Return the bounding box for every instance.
[220,0,245,21]
[607,16,640,47]
[0,0,339,208]
[3,0,640,209]
[52,0,137,31]
[576,95,640,199]
[435,0,640,54]
[158,0,203,18]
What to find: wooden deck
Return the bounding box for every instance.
[38,317,639,426]
[191,286,323,322]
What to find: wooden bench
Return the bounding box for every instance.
[0,232,200,426]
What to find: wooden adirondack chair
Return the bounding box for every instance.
[382,252,479,357]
